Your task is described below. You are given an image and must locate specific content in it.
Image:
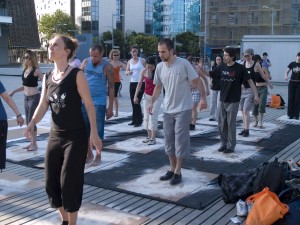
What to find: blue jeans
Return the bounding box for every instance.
[81,104,106,139]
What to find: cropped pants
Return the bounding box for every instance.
[45,128,88,212]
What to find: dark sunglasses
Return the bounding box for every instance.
[23,56,31,60]
[113,54,119,56]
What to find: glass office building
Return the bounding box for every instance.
[153,0,200,37]
[81,0,99,43]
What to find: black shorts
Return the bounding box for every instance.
[114,82,121,97]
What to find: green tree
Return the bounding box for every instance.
[38,10,76,41]
[125,31,159,57]
[175,31,200,56]
[134,34,159,56]
[101,29,124,58]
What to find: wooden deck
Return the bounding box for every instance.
[1,137,299,225]
[1,83,300,225]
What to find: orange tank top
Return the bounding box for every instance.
[113,66,121,82]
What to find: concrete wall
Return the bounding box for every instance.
[98,0,116,37]
[124,0,145,33]
[241,35,300,82]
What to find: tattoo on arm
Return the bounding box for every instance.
[105,65,115,89]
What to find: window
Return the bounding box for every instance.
[228,13,236,25]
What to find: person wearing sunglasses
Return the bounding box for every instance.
[108,49,126,117]
[10,50,44,151]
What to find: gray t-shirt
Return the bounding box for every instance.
[154,57,198,113]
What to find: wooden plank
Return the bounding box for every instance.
[141,203,176,223]
[97,192,127,205]
[84,189,113,202]
[146,205,184,225]
[120,197,151,212]
[139,202,169,217]
[90,190,120,204]
[187,200,231,225]
[114,196,144,211]
[105,194,137,208]
[129,200,159,215]
[199,204,236,225]
[173,209,203,225]
[160,207,194,225]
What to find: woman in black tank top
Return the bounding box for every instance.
[24,35,102,225]
[10,50,44,151]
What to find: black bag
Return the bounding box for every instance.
[218,167,259,203]
[253,158,287,195]
[274,182,300,225]
[276,94,285,106]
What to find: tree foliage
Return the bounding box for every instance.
[175,31,200,56]
[38,10,76,41]
[124,31,159,57]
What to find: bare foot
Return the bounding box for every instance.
[23,144,31,149]
[90,154,101,167]
[86,151,94,164]
[27,145,38,151]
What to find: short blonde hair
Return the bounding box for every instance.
[109,49,120,60]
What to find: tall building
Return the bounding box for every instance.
[80,0,155,43]
[81,0,116,43]
[1,0,40,64]
[34,0,74,21]
[0,0,12,65]
[153,0,200,38]
[200,0,300,49]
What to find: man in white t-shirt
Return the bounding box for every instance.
[148,38,207,185]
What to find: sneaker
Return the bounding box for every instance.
[148,139,156,145]
[134,123,142,127]
[128,122,135,125]
[169,173,182,185]
[238,130,245,135]
[142,137,150,143]
[223,148,234,153]
[159,171,174,181]
[218,146,227,152]
[289,116,294,119]
[295,116,299,120]
[243,130,249,137]
[190,124,195,130]
[209,118,216,121]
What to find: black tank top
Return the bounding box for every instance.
[22,68,38,87]
[243,61,256,88]
[45,68,85,131]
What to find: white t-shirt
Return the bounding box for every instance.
[154,57,198,113]
[129,57,144,82]
[69,58,82,68]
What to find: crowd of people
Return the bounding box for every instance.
[1,35,300,225]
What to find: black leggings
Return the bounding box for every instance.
[288,81,300,118]
[129,82,145,124]
[0,120,8,171]
[45,128,88,212]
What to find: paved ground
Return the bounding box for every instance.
[1,64,299,225]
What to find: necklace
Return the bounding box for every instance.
[52,65,69,82]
